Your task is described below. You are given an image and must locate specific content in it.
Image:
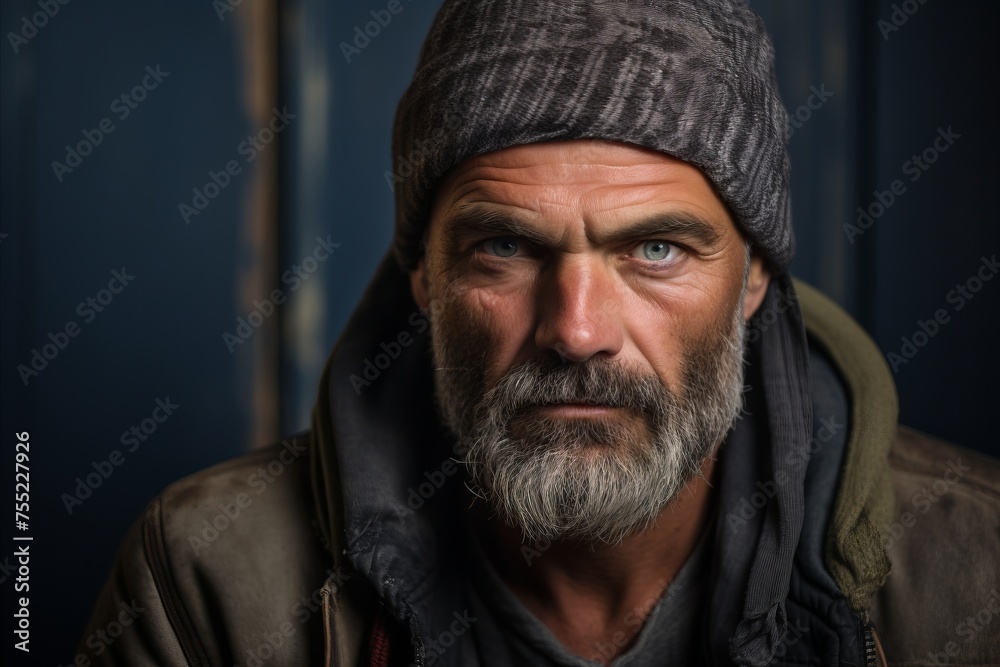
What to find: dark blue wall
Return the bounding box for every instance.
[279,0,444,429]
[2,1,252,663]
[749,0,1000,450]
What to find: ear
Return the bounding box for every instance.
[410,258,430,312]
[743,254,771,320]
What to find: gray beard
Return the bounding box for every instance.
[430,289,748,546]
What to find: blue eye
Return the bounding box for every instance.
[635,241,674,261]
[485,238,520,257]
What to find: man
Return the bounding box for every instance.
[79,1,1000,665]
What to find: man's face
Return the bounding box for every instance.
[411,140,770,544]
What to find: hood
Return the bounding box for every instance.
[308,254,897,665]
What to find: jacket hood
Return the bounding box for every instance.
[308,254,898,665]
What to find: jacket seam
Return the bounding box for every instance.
[142,495,212,666]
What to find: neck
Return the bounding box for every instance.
[470,456,718,665]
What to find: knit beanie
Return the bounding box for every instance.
[389,2,812,664]
[390,0,793,273]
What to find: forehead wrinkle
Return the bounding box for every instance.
[447,157,693,189]
[445,178,573,213]
[443,178,585,234]
[434,149,735,250]
[439,146,720,206]
[450,176,700,220]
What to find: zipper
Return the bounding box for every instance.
[862,621,879,667]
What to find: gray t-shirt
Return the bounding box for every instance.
[464,529,711,666]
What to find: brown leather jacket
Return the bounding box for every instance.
[76,279,1000,666]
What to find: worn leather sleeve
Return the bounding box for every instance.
[74,498,194,665]
[873,427,1000,666]
[75,437,337,666]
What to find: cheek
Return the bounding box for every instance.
[626,314,687,393]
[622,286,738,393]
[463,286,538,384]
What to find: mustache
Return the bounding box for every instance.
[479,354,675,418]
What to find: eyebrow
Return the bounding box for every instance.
[442,207,556,248]
[441,205,723,250]
[596,212,723,248]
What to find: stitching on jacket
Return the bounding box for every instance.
[143,496,212,666]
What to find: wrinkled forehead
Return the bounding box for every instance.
[427,140,742,244]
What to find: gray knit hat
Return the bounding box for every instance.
[390,0,794,273]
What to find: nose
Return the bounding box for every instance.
[534,256,624,362]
